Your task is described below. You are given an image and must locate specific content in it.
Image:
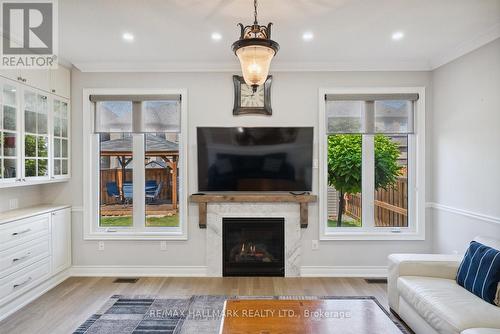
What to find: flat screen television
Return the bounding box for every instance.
[197,127,313,192]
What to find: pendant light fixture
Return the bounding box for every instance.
[232,0,279,92]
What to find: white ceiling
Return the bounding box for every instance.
[60,0,500,72]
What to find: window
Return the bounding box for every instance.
[24,91,48,178]
[320,89,425,240]
[83,90,187,240]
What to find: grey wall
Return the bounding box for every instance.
[4,40,497,269]
[40,69,434,268]
[431,38,500,254]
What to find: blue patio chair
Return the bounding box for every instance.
[145,180,157,195]
[106,182,120,203]
[122,182,133,205]
[146,182,163,204]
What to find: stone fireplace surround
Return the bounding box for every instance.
[206,203,302,277]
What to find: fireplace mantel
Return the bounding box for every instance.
[190,194,317,228]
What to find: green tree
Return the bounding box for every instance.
[24,135,48,177]
[327,134,402,227]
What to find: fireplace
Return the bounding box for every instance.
[223,218,285,277]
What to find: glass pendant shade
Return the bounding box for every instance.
[236,45,275,86]
[232,0,279,88]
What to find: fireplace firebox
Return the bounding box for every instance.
[222,218,285,277]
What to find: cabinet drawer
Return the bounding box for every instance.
[0,258,50,305]
[0,236,50,279]
[0,215,50,252]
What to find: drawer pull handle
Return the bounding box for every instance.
[13,277,32,289]
[12,228,31,236]
[12,252,31,263]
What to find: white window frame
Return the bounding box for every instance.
[82,88,188,240]
[318,87,425,240]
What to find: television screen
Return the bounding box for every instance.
[197,127,313,192]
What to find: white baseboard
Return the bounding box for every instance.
[70,265,387,278]
[300,266,387,277]
[0,268,71,322]
[70,265,208,277]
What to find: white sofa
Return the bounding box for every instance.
[388,236,500,334]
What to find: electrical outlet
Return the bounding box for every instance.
[9,198,18,210]
[313,159,319,169]
[311,240,319,250]
[160,241,167,251]
[98,241,105,251]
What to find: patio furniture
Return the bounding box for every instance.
[146,180,157,188]
[122,182,133,205]
[146,182,163,204]
[145,180,158,195]
[106,182,121,203]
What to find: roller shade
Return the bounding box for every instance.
[90,94,181,102]
[91,94,181,133]
[325,93,418,101]
[325,93,418,134]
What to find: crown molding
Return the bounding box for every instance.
[72,59,432,73]
[430,23,500,70]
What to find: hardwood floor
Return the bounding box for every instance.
[0,277,389,334]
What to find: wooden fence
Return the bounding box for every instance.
[100,168,172,204]
[343,176,408,227]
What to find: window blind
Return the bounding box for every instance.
[325,93,418,134]
[90,94,181,133]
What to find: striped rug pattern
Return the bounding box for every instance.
[74,295,409,334]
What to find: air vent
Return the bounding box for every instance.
[113,278,139,283]
[365,278,388,284]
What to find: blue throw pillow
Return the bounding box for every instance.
[456,241,500,305]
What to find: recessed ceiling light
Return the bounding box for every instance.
[211,32,222,41]
[391,31,404,41]
[122,32,134,42]
[302,32,314,41]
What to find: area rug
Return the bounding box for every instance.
[74,295,409,334]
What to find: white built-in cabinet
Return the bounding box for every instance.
[0,67,70,187]
[50,208,71,274]
[0,67,70,99]
[0,206,71,312]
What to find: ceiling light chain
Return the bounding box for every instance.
[254,0,258,25]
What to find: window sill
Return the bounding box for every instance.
[83,231,187,241]
[320,231,425,241]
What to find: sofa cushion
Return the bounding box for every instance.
[398,276,500,334]
[456,241,500,305]
[474,237,500,251]
[461,329,500,334]
[473,237,500,307]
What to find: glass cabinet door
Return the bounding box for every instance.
[53,98,69,177]
[0,81,19,182]
[23,89,49,179]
